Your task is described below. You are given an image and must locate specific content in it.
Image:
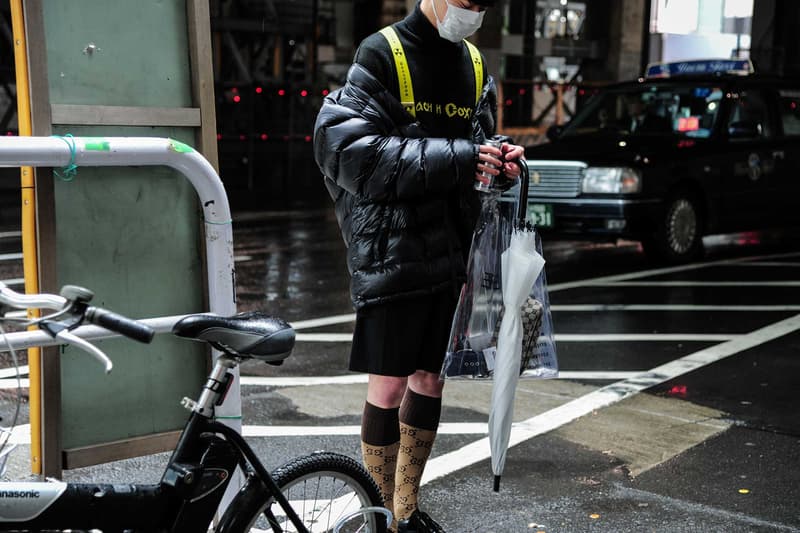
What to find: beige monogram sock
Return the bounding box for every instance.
[393,422,437,522]
[361,440,399,526]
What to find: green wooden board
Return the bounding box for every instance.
[41,0,212,453]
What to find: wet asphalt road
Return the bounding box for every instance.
[1,210,799,532]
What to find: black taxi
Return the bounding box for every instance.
[522,59,800,263]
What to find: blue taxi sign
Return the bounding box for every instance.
[645,59,754,78]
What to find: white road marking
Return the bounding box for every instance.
[0,231,22,239]
[0,278,24,286]
[0,378,29,389]
[551,304,800,311]
[420,313,800,485]
[242,423,488,438]
[239,371,641,388]
[295,332,738,343]
[0,366,28,378]
[4,422,489,444]
[0,253,23,262]
[592,281,800,287]
[291,313,356,330]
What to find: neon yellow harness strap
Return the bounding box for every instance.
[379,27,485,116]
[464,39,484,106]
[379,26,416,117]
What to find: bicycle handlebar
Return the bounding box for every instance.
[1,282,155,372]
[0,282,67,310]
[86,307,155,344]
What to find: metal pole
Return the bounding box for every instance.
[0,136,241,430]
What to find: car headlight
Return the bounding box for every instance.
[581,167,641,194]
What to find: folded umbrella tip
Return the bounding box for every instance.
[493,475,501,492]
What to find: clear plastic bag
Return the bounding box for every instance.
[441,187,558,380]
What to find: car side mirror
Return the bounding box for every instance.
[546,124,563,141]
[728,120,762,139]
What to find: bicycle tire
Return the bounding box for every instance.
[233,451,387,533]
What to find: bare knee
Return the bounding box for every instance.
[366,374,408,408]
[408,370,444,398]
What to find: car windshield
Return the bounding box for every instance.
[561,83,724,139]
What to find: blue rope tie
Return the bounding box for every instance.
[52,134,78,181]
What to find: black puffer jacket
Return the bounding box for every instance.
[314,63,498,309]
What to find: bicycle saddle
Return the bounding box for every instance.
[172,312,295,363]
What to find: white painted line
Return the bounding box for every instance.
[559,333,737,341]
[4,423,31,445]
[0,231,21,239]
[592,281,800,287]
[296,333,353,342]
[737,261,800,267]
[242,422,487,438]
[240,371,641,388]
[0,278,24,286]
[0,253,23,262]
[4,422,487,445]
[0,366,28,378]
[547,250,800,293]
[0,378,29,389]
[421,313,800,485]
[294,332,737,343]
[233,255,253,262]
[291,313,356,330]
[544,371,640,380]
[241,374,369,387]
[551,304,800,311]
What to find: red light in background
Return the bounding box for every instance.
[300,89,308,97]
[518,88,526,95]
[239,134,246,141]
[677,116,699,131]
[304,135,312,142]
[505,99,513,106]
[233,95,241,103]
[260,133,268,141]
[231,87,238,94]
[255,86,263,94]
[792,102,797,110]
[322,89,329,96]
[278,89,286,96]
[579,89,586,96]
[6,131,13,136]
[667,385,688,397]
[216,133,222,141]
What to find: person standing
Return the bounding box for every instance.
[313,1,523,531]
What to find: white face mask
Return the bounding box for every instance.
[432,0,486,43]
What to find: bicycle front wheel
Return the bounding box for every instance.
[245,451,387,533]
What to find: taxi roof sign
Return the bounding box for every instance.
[645,59,754,78]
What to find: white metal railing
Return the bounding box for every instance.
[0,136,240,424]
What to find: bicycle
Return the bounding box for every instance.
[0,281,390,532]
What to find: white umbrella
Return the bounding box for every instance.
[488,225,545,491]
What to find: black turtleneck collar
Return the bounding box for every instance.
[398,1,461,50]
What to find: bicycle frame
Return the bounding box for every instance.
[0,356,307,532]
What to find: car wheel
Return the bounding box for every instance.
[643,191,704,264]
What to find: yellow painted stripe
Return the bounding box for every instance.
[379,26,416,117]
[10,0,42,475]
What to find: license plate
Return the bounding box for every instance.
[527,203,553,228]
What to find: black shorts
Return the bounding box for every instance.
[349,291,457,377]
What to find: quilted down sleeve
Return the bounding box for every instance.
[313,85,478,202]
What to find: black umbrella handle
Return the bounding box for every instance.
[514,158,530,226]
